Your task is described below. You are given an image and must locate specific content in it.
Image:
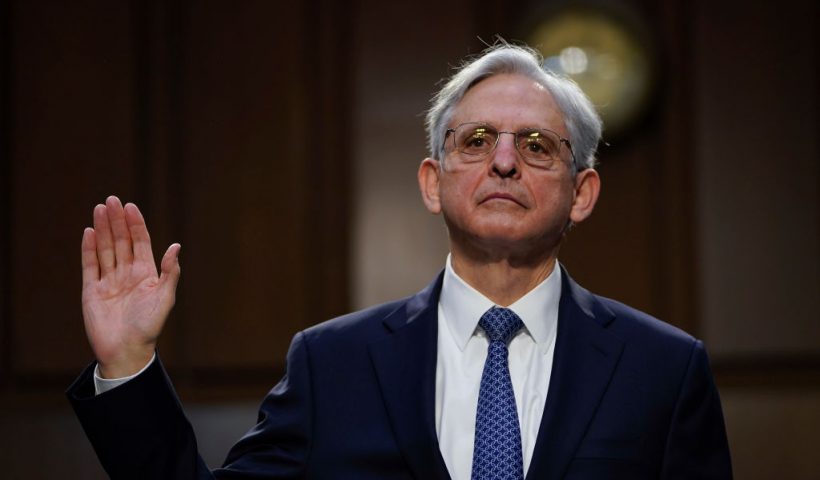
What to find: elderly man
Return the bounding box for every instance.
[69,45,732,479]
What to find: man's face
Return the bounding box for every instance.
[420,73,596,261]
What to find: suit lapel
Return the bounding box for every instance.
[526,268,625,480]
[368,274,451,480]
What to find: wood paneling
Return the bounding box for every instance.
[9,1,138,375]
[1,0,351,393]
[173,1,310,370]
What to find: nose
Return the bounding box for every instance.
[490,133,520,179]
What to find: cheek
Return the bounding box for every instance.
[531,181,574,216]
[439,173,480,209]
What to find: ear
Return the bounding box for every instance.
[418,158,443,214]
[569,168,600,224]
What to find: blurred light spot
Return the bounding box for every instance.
[559,47,588,74]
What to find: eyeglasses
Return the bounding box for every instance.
[444,122,575,170]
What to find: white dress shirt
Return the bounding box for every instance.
[435,255,561,480]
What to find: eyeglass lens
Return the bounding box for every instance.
[452,124,562,161]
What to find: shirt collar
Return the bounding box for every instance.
[439,254,561,352]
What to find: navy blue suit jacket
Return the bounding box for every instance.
[68,268,732,479]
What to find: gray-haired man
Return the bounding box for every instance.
[69,44,732,479]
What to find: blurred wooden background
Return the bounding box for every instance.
[0,0,817,478]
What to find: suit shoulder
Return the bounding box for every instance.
[300,296,410,344]
[587,295,712,387]
[594,294,698,349]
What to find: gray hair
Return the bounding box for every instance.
[425,44,603,171]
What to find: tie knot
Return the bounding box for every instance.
[479,307,524,344]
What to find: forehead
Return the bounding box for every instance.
[450,73,566,134]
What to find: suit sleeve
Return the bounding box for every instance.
[660,340,733,479]
[215,331,313,478]
[66,332,313,479]
[67,353,212,479]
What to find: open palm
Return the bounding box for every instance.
[81,196,181,378]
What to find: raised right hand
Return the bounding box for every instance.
[81,196,181,379]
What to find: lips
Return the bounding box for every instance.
[480,192,526,207]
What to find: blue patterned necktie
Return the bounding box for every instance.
[471,307,525,480]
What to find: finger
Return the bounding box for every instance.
[106,195,133,267]
[93,203,116,276]
[81,227,100,286]
[124,203,155,267]
[159,243,182,296]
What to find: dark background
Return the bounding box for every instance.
[1,0,817,478]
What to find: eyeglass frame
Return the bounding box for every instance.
[443,122,577,171]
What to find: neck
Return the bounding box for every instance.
[450,247,558,307]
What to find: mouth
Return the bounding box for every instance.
[480,192,526,208]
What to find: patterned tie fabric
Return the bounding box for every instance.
[471,307,525,480]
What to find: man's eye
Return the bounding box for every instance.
[525,141,545,153]
[522,139,553,156]
[467,136,486,147]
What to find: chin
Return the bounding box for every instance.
[471,228,540,249]
[470,221,565,252]
[446,214,561,248]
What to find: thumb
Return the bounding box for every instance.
[159,243,182,294]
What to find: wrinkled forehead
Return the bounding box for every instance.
[449,73,568,134]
